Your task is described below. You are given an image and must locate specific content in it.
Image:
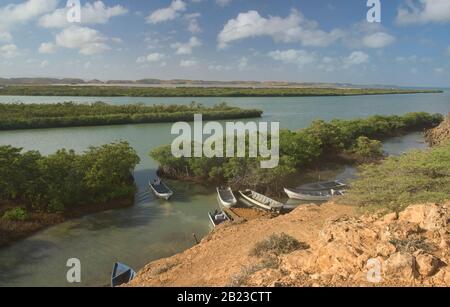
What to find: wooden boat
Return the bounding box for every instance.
[284,187,345,201]
[208,209,230,227]
[149,178,173,200]
[296,180,346,192]
[216,186,237,208]
[111,262,136,287]
[238,189,284,212]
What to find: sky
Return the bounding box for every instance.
[0,0,449,87]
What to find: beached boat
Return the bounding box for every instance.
[284,187,345,201]
[296,180,347,191]
[238,189,284,212]
[208,209,230,227]
[149,178,173,200]
[216,186,237,208]
[111,262,136,287]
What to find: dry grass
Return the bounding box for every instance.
[250,233,309,257]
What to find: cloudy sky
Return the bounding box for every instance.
[0,0,449,87]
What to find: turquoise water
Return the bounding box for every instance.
[0,92,447,286]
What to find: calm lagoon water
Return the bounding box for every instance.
[0,92,448,286]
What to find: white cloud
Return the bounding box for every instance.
[434,67,445,74]
[344,51,369,66]
[217,9,344,49]
[0,44,20,58]
[0,32,12,42]
[40,60,49,68]
[268,49,316,67]
[137,52,166,63]
[180,59,197,67]
[39,1,127,28]
[208,64,232,71]
[317,56,338,72]
[184,13,201,33]
[55,26,110,55]
[216,0,232,7]
[238,57,248,70]
[397,0,450,24]
[316,51,370,72]
[0,0,58,38]
[342,21,395,50]
[38,42,57,54]
[171,37,201,55]
[395,55,432,63]
[146,0,186,24]
[362,32,396,48]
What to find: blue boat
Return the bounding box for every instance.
[111,262,136,287]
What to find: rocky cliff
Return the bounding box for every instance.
[128,202,449,287]
[426,113,450,146]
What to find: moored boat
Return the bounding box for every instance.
[216,186,237,208]
[238,189,284,212]
[149,177,173,200]
[208,209,230,227]
[296,180,346,191]
[111,262,136,287]
[284,187,345,201]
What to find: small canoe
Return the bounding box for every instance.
[284,187,345,201]
[216,187,237,208]
[238,189,284,212]
[208,209,230,227]
[149,179,173,200]
[111,262,136,287]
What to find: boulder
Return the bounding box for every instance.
[399,204,447,231]
[414,251,441,277]
[383,252,418,281]
[376,242,396,257]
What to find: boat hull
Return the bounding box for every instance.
[238,190,283,212]
[111,262,136,287]
[216,187,237,208]
[208,210,230,228]
[149,181,173,200]
[284,188,331,201]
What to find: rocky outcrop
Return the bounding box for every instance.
[128,202,449,287]
[426,113,450,146]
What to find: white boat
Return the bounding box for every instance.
[216,187,237,208]
[296,180,347,191]
[149,178,173,200]
[238,189,284,212]
[284,187,344,201]
[208,209,230,227]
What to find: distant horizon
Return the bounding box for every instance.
[1,1,449,88]
[0,76,448,90]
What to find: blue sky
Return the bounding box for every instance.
[0,0,449,87]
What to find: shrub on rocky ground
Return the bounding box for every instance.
[250,233,309,257]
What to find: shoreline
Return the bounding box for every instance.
[0,86,442,97]
[0,196,134,248]
[0,102,263,131]
[126,202,449,287]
